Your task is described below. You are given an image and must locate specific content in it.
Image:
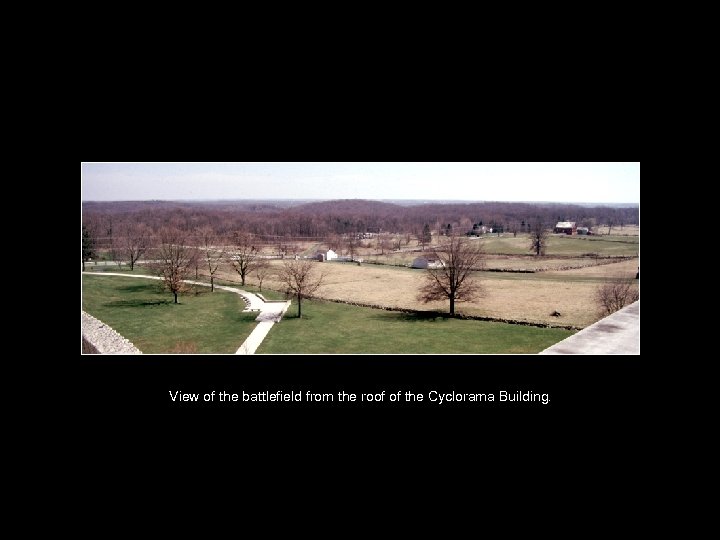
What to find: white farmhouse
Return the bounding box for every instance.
[314,249,339,262]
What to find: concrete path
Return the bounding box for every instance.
[235,300,291,354]
[83,272,290,354]
[540,301,639,354]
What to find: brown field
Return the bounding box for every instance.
[483,255,622,271]
[553,258,639,278]
[594,224,639,236]
[213,257,639,328]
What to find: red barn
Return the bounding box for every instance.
[554,221,577,235]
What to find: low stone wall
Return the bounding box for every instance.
[81,311,142,354]
[309,296,583,331]
[533,256,635,273]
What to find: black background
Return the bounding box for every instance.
[80,104,641,440]
[73,355,646,424]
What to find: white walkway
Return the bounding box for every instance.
[83,272,290,354]
[235,301,291,354]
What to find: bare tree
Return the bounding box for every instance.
[606,209,617,236]
[346,235,359,261]
[254,259,270,292]
[118,223,150,271]
[529,221,549,256]
[377,233,389,255]
[198,226,224,292]
[229,232,259,286]
[82,225,95,271]
[417,235,484,316]
[595,278,639,316]
[151,228,194,304]
[280,259,323,318]
[392,235,402,251]
[404,231,413,248]
[418,223,432,249]
[109,235,123,268]
[326,234,342,252]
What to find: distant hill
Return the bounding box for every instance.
[83,198,639,241]
[81,200,296,214]
[293,199,403,215]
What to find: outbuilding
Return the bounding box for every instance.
[314,249,338,262]
[412,257,445,269]
[554,221,577,235]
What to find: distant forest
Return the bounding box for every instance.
[82,199,639,245]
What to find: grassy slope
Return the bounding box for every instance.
[257,299,573,354]
[83,265,155,275]
[82,274,258,353]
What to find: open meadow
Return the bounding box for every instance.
[257,299,573,354]
[209,232,638,328]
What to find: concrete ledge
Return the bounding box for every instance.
[539,301,639,355]
[81,311,142,354]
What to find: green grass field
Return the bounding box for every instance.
[82,274,258,353]
[83,264,155,275]
[257,299,574,354]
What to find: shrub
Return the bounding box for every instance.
[595,279,639,316]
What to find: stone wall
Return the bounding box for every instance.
[81,311,142,354]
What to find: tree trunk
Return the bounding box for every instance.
[82,259,85,271]
[297,296,302,318]
[241,273,246,286]
[130,260,134,271]
[210,276,214,292]
[449,296,455,316]
[174,292,178,304]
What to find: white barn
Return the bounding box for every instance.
[412,257,444,269]
[314,249,338,262]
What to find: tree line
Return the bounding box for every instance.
[83,199,638,244]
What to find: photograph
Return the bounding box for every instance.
[81,162,639,356]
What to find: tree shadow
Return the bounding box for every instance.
[369,311,451,323]
[116,284,158,293]
[104,299,173,307]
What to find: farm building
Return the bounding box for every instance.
[412,257,445,269]
[576,227,590,235]
[554,221,577,235]
[313,249,338,262]
[467,224,489,237]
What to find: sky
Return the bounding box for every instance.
[81,162,640,203]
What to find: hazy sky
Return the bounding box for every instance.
[81,162,640,203]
